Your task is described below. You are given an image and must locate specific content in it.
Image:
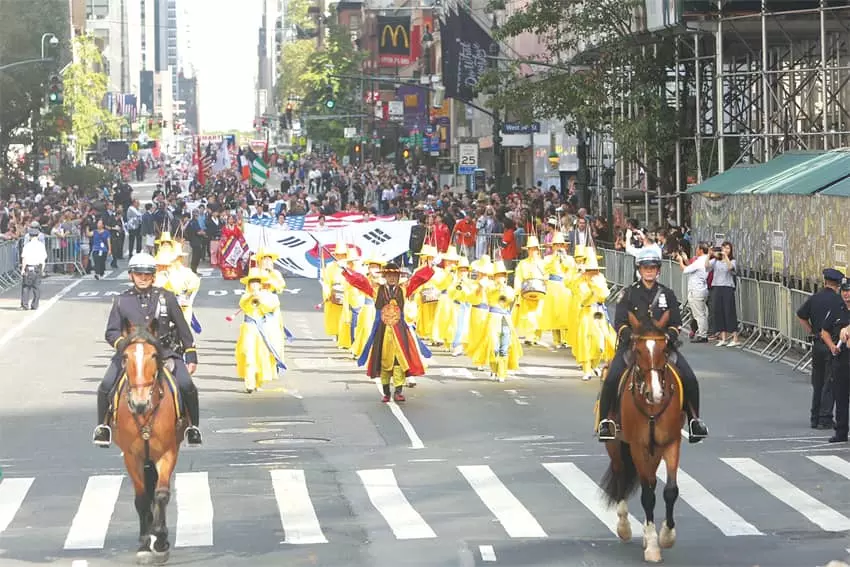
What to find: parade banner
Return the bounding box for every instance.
[243,220,415,279]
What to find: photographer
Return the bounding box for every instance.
[676,242,710,343]
[625,224,662,282]
[706,241,740,347]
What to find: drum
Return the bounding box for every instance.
[330,283,345,305]
[521,278,547,302]
[421,287,441,304]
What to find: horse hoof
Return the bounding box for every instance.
[644,546,662,563]
[136,550,154,565]
[616,520,632,542]
[659,524,676,549]
[152,549,170,565]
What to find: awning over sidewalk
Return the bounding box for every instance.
[686,150,850,196]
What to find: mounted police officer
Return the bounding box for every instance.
[597,247,709,443]
[92,252,202,447]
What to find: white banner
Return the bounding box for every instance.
[243,221,415,278]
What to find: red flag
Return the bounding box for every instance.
[195,138,206,186]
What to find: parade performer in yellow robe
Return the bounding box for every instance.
[235,268,286,393]
[153,248,201,332]
[449,256,472,356]
[321,242,348,341]
[255,248,290,374]
[336,246,361,351]
[464,255,494,368]
[430,249,462,348]
[351,254,385,359]
[468,261,523,381]
[565,244,590,348]
[512,235,547,344]
[342,261,435,403]
[573,253,616,381]
[540,232,576,348]
[414,245,441,341]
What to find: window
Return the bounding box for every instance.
[86,0,109,19]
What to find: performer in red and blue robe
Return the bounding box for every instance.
[220,214,248,280]
[342,261,434,402]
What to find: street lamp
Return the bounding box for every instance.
[41,33,59,60]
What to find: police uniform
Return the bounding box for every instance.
[797,268,844,429]
[93,259,202,446]
[597,248,708,442]
[820,281,850,442]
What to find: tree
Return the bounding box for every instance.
[493,0,679,192]
[63,35,122,163]
[0,0,71,172]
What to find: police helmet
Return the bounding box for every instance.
[127,252,157,274]
[841,278,850,292]
[635,247,663,268]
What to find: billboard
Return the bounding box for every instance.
[378,16,412,66]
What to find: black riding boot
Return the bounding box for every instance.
[597,375,619,440]
[93,389,112,447]
[681,374,708,443]
[183,385,202,445]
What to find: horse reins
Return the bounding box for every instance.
[627,337,678,456]
[122,366,165,461]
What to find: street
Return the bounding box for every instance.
[0,272,849,567]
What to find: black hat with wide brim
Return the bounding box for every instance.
[382,262,402,273]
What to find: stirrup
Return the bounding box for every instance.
[597,419,617,440]
[688,418,708,440]
[185,425,203,445]
[92,425,112,447]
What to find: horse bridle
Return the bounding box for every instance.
[121,356,166,441]
[627,334,674,411]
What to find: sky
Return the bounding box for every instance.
[190,0,262,133]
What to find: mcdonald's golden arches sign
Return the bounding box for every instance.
[377,16,412,66]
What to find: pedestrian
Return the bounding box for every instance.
[677,242,710,342]
[20,225,47,310]
[822,278,850,443]
[797,268,845,429]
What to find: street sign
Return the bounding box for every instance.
[344,127,357,139]
[458,143,479,175]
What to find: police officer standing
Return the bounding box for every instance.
[20,224,47,310]
[597,247,709,442]
[797,268,844,429]
[822,279,850,443]
[92,252,202,447]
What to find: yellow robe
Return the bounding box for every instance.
[352,275,380,359]
[429,267,456,346]
[539,252,576,335]
[415,270,441,340]
[235,290,283,390]
[339,271,364,351]
[322,262,345,337]
[512,256,547,339]
[573,273,617,372]
[155,266,200,326]
[467,282,523,374]
[263,268,286,293]
[464,278,493,364]
[447,274,472,347]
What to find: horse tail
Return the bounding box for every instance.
[600,441,640,507]
[143,460,159,500]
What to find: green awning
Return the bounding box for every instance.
[686,150,850,196]
[820,176,850,196]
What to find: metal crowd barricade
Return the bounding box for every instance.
[40,234,85,275]
[786,288,814,371]
[0,239,21,290]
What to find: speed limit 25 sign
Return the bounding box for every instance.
[458,143,479,175]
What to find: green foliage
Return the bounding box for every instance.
[63,35,122,162]
[493,0,678,179]
[55,165,111,195]
[0,0,70,171]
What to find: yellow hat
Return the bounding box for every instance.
[574,244,588,260]
[524,235,541,249]
[346,245,361,262]
[478,254,491,264]
[472,257,493,274]
[154,248,176,265]
[333,242,348,256]
[551,232,567,246]
[155,231,174,245]
[363,251,385,266]
[442,249,462,263]
[457,257,470,269]
[493,260,512,275]
[240,267,269,285]
[581,253,605,271]
[417,244,438,257]
[256,247,280,261]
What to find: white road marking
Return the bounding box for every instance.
[64,475,123,549]
[722,457,850,531]
[270,469,328,544]
[808,455,850,480]
[373,380,425,449]
[357,469,436,539]
[469,390,483,397]
[543,462,642,538]
[0,477,33,534]
[0,279,84,354]
[174,472,214,547]
[440,367,475,379]
[514,399,529,406]
[71,561,89,567]
[656,465,762,536]
[480,544,497,562]
[457,465,546,538]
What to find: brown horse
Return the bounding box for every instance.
[600,311,684,563]
[114,323,186,564]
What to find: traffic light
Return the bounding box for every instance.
[354,144,360,154]
[47,74,63,106]
[285,103,294,128]
[324,84,336,110]
[401,147,411,160]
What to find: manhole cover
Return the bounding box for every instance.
[255,437,330,445]
[252,419,315,426]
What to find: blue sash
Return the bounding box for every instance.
[191,314,202,334]
[244,314,287,370]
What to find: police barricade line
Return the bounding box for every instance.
[755,281,789,360]
[785,288,815,371]
[0,240,21,291]
[37,235,86,276]
[736,278,763,352]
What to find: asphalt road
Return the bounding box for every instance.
[1,266,849,567]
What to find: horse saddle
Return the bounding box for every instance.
[111,363,183,423]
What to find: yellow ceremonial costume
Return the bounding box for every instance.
[336,246,361,350]
[467,261,523,380]
[448,257,472,356]
[512,236,547,343]
[351,255,384,359]
[430,249,462,347]
[256,249,287,374]
[573,254,616,380]
[322,243,348,339]
[464,256,494,366]
[155,231,178,259]
[235,268,285,392]
[539,232,576,347]
[565,245,590,348]
[414,245,440,341]
[169,250,201,326]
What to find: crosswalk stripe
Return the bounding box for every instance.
[457,465,547,538]
[543,462,642,538]
[271,469,328,544]
[808,455,850,480]
[64,475,123,549]
[722,457,850,532]
[0,478,33,534]
[357,469,436,540]
[174,472,214,547]
[656,466,763,536]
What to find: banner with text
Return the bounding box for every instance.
[243,221,415,278]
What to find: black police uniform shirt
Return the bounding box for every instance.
[105,286,198,365]
[615,281,682,345]
[822,301,850,355]
[798,287,844,342]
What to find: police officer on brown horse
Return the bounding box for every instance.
[597,247,708,443]
[92,252,202,447]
